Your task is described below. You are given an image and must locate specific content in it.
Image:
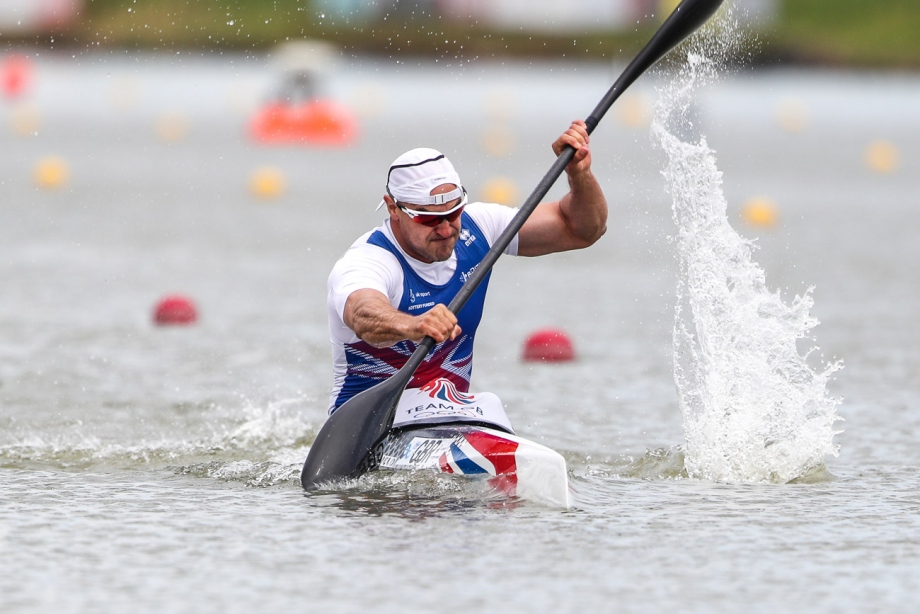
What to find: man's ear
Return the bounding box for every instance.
[383,195,398,214]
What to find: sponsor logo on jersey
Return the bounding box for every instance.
[408,288,432,304]
[460,263,480,284]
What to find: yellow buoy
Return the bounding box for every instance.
[481,124,514,157]
[156,113,189,142]
[249,167,286,200]
[777,98,808,133]
[617,93,652,128]
[481,177,519,206]
[9,103,41,136]
[741,197,779,228]
[864,140,899,174]
[34,156,70,190]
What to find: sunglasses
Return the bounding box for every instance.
[397,194,467,227]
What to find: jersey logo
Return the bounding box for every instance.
[408,288,431,304]
[419,377,476,404]
[460,263,480,284]
[459,228,475,246]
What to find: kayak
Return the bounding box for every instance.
[308,378,570,507]
[370,423,571,508]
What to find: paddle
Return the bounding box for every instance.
[301,0,725,490]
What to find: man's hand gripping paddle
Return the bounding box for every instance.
[301,0,725,490]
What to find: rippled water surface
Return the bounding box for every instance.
[2,30,920,613]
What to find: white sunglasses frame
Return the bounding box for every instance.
[395,190,468,223]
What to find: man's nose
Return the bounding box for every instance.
[434,220,454,236]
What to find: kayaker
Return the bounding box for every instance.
[326,120,607,412]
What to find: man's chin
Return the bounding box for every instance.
[430,240,457,262]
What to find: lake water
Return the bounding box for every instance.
[1,41,919,612]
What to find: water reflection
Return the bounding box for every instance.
[306,472,525,519]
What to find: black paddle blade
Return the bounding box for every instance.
[586,0,725,133]
[300,372,408,490]
[637,0,725,72]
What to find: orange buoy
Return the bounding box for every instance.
[522,328,575,362]
[249,166,286,200]
[864,140,899,174]
[153,295,198,326]
[741,197,779,228]
[617,93,652,128]
[481,176,519,206]
[249,99,357,146]
[34,156,70,190]
[1,54,32,99]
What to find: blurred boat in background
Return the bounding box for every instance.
[249,39,358,146]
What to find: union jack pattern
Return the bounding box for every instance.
[434,339,473,382]
[419,377,477,404]
[341,341,412,380]
[334,335,474,409]
[438,429,520,495]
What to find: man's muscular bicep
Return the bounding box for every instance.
[344,289,459,346]
[343,289,389,330]
[342,288,403,345]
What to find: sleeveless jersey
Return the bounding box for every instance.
[331,211,493,410]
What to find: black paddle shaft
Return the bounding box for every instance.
[301,0,725,490]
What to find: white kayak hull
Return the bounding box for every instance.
[373,424,570,508]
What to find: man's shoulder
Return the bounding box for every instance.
[346,228,381,249]
[341,227,391,256]
[332,228,400,273]
[464,201,519,246]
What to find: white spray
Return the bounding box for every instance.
[652,9,842,483]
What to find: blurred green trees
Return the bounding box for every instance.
[5,0,919,67]
[774,0,920,67]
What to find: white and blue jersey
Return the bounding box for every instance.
[327,202,519,412]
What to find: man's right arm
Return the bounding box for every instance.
[343,289,461,348]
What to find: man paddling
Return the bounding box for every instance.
[326,120,607,413]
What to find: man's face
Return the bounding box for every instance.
[387,183,464,264]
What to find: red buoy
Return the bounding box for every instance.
[522,328,575,362]
[153,295,198,326]
[1,55,32,99]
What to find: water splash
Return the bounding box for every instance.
[0,397,315,487]
[652,8,843,483]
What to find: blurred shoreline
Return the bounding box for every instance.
[1,1,920,71]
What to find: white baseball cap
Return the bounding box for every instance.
[377,148,464,210]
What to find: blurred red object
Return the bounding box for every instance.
[1,55,32,99]
[0,0,81,34]
[153,295,198,326]
[522,328,576,362]
[37,0,82,29]
[250,99,357,146]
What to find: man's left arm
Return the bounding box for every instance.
[516,120,608,257]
